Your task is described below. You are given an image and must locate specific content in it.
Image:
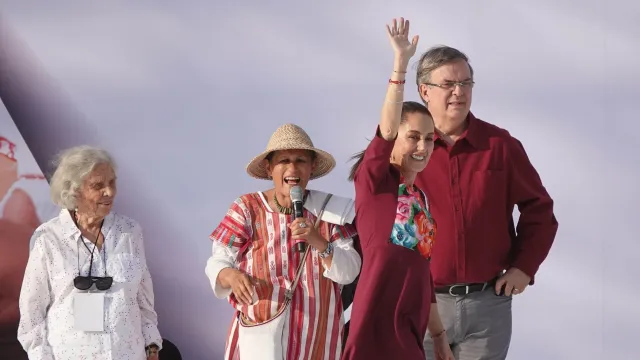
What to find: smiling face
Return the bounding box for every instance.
[75,163,117,218]
[391,112,435,174]
[264,149,316,200]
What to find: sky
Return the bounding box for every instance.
[1,0,638,359]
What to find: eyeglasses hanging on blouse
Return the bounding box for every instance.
[73,218,113,291]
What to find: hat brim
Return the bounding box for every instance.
[246,145,336,180]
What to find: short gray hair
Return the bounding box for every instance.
[416,45,474,86]
[49,145,116,210]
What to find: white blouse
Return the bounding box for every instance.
[17,209,162,360]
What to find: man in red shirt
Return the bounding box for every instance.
[415,46,558,359]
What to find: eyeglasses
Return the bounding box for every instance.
[74,216,110,291]
[74,276,113,291]
[425,80,475,90]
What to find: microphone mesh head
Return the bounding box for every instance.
[290,186,304,202]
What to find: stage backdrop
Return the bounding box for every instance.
[0,103,57,359]
[1,1,638,359]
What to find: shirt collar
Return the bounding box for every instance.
[59,208,115,241]
[434,111,486,149]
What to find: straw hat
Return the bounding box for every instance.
[246,123,336,180]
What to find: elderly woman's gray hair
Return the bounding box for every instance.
[49,145,116,210]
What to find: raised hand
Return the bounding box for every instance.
[378,17,418,142]
[386,17,419,62]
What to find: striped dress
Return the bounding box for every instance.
[210,192,358,360]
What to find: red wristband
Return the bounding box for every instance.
[389,79,406,85]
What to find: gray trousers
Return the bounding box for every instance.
[424,288,512,360]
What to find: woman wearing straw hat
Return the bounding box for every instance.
[205,123,361,360]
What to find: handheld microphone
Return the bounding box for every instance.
[290,186,307,253]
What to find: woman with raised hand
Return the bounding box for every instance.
[341,18,454,360]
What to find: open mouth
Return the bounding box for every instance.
[98,201,112,206]
[448,101,465,107]
[284,176,301,185]
[411,155,425,161]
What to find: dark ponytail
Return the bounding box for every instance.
[347,101,431,182]
[347,150,365,182]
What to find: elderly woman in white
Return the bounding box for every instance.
[17,146,162,360]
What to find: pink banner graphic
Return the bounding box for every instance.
[0,108,57,359]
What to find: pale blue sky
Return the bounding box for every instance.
[1,1,638,358]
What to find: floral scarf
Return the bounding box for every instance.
[389,183,437,260]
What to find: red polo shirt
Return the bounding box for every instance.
[415,113,558,287]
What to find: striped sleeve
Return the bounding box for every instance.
[329,223,357,242]
[323,222,361,285]
[209,197,252,249]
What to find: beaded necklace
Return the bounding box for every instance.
[273,191,307,215]
[274,193,294,215]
